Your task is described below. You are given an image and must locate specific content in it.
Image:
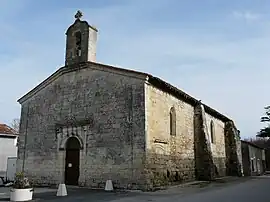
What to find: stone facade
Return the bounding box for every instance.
[224,122,243,177]
[194,104,216,181]
[205,113,227,177]
[65,12,98,65]
[17,63,147,189]
[142,84,229,189]
[17,12,243,191]
[144,84,195,188]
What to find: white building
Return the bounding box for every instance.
[0,124,18,180]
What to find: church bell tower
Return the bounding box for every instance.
[65,10,98,66]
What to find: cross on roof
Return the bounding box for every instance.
[75,10,83,20]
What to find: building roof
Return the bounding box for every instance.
[17,61,232,122]
[0,124,18,135]
[241,140,265,150]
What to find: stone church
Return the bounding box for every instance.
[17,11,243,190]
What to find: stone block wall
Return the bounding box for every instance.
[224,121,243,177]
[144,84,195,189]
[205,113,226,177]
[65,19,97,65]
[194,103,227,180]
[17,62,241,190]
[194,104,215,181]
[241,142,250,176]
[17,63,147,189]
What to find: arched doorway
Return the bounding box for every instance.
[65,137,80,185]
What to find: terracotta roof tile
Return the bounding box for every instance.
[0,124,17,135]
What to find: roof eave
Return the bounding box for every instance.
[147,76,231,122]
[241,140,265,150]
[17,62,148,105]
[17,61,231,123]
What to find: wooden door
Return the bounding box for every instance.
[65,137,80,185]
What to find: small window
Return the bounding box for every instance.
[210,120,215,143]
[170,107,176,136]
[251,159,255,172]
[75,31,82,56]
[75,31,82,45]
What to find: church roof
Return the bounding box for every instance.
[17,61,231,122]
[0,124,18,135]
[147,76,231,122]
[241,140,265,150]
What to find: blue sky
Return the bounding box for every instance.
[0,0,270,138]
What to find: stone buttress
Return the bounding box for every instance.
[194,103,216,181]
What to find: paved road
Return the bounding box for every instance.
[154,176,270,202]
[0,176,270,201]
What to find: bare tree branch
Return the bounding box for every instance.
[10,118,20,133]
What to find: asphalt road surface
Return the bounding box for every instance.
[0,176,269,201]
[155,176,270,202]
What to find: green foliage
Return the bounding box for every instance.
[13,172,32,189]
[257,127,270,137]
[261,106,270,122]
[257,106,270,137]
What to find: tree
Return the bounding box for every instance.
[10,118,20,133]
[257,106,270,137]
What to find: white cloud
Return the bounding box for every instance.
[232,11,261,21]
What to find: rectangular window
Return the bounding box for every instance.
[169,107,176,136]
[210,120,215,144]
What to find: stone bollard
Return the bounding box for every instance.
[105,180,113,191]
[56,183,67,196]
